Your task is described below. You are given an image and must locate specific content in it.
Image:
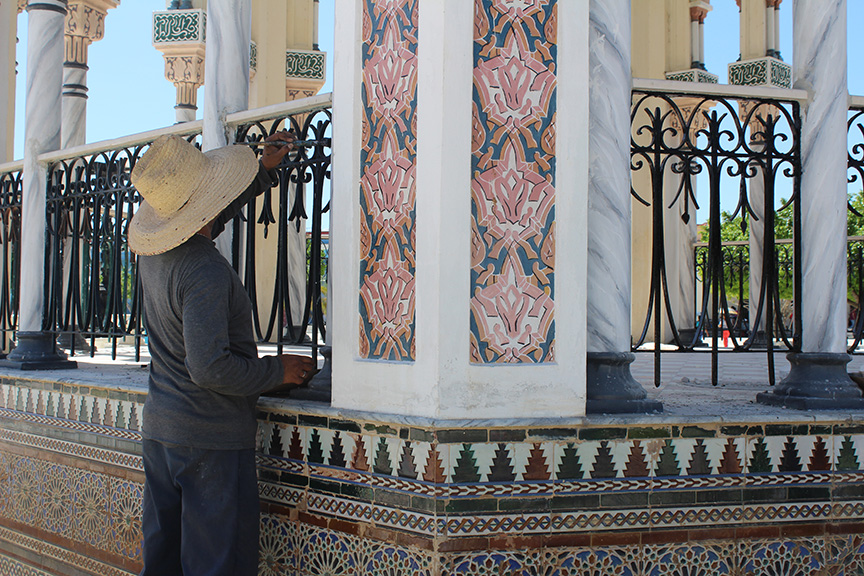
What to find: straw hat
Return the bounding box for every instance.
[128,134,259,255]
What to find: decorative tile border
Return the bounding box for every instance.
[286,49,326,81]
[152,9,206,44]
[728,56,792,89]
[665,68,719,84]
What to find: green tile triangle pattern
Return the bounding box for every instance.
[453,443,481,483]
[591,441,616,479]
[487,443,515,482]
[373,437,393,475]
[307,429,325,464]
[749,437,772,473]
[557,443,583,480]
[837,436,860,471]
[656,439,680,477]
[779,437,802,472]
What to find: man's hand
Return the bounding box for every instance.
[271,354,317,394]
[260,130,297,170]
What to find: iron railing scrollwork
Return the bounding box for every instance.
[36,99,332,361]
[45,146,150,359]
[234,106,331,360]
[0,168,21,352]
[631,90,802,387]
[847,106,864,353]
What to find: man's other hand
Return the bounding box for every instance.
[260,130,297,170]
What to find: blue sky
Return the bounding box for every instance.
[11,1,864,158]
[12,0,335,158]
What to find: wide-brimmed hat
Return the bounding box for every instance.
[128,134,259,255]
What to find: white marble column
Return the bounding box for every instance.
[20,0,65,332]
[0,0,17,162]
[758,0,863,408]
[586,0,659,412]
[3,0,75,369]
[795,0,847,355]
[587,0,630,355]
[748,142,767,341]
[203,0,251,259]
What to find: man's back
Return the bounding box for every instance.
[139,234,281,450]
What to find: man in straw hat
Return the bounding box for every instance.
[128,131,316,575]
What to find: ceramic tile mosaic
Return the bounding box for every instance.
[470,0,558,364]
[358,0,418,361]
[2,374,864,575]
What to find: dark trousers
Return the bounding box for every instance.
[140,439,260,576]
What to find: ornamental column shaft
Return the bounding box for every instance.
[331,0,588,419]
[586,0,660,413]
[62,0,118,148]
[202,0,251,258]
[0,0,19,162]
[757,0,864,409]
[3,0,75,369]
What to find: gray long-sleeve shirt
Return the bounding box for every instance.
[139,165,283,450]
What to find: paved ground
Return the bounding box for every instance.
[9,340,864,424]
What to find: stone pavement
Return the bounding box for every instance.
[19,341,864,424]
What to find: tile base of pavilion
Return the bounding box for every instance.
[0,374,862,574]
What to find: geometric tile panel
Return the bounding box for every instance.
[0,450,143,562]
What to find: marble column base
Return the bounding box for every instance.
[290,345,331,403]
[586,352,662,414]
[748,330,769,350]
[756,352,864,410]
[0,332,77,370]
[678,328,703,348]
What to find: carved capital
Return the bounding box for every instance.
[64,34,90,66]
[65,0,119,41]
[689,0,712,22]
[164,55,205,87]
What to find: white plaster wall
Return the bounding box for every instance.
[331,0,588,420]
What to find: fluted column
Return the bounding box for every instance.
[202,0,251,258]
[757,0,864,409]
[586,0,660,413]
[2,0,75,369]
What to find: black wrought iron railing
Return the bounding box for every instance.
[847,102,864,353]
[631,83,803,387]
[232,105,332,357]
[35,96,332,360]
[0,166,21,352]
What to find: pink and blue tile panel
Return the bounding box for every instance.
[471,0,557,364]
[359,0,418,361]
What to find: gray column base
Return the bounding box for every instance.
[290,345,331,403]
[57,332,92,354]
[0,332,77,370]
[756,352,864,410]
[748,330,769,349]
[586,352,662,414]
[678,328,703,348]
